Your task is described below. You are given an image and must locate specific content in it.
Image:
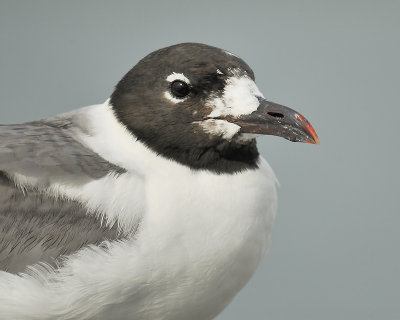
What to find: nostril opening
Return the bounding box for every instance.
[267,112,284,119]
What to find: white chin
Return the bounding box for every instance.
[197,119,241,140]
[235,133,260,144]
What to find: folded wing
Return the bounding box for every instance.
[0,114,132,273]
[0,118,124,184]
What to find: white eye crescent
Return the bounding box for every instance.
[166,72,191,84]
[164,72,191,103]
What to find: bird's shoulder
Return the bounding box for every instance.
[0,104,144,274]
[0,105,125,184]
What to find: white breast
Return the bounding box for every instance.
[134,161,278,320]
[74,161,278,320]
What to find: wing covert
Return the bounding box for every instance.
[0,116,125,184]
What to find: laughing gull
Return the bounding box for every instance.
[0,43,319,320]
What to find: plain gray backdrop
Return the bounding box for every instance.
[1,1,399,319]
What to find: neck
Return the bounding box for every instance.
[124,129,260,174]
[109,101,260,174]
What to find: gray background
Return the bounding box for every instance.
[1,1,399,319]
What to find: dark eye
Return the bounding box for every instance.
[170,80,191,98]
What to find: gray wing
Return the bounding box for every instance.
[0,173,127,274]
[0,113,129,273]
[0,116,124,184]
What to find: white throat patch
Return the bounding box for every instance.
[198,120,241,140]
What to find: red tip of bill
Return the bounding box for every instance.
[297,113,319,145]
[305,121,320,145]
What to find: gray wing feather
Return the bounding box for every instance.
[0,111,130,273]
[0,116,124,183]
[0,173,129,274]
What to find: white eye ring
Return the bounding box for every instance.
[166,72,191,84]
[164,72,191,103]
